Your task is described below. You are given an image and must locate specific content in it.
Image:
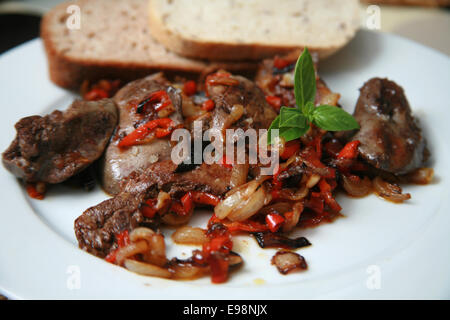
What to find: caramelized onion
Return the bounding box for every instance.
[306,174,321,188]
[230,163,249,188]
[373,176,411,203]
[403,168,434,185]
[172,226,208,245]
[115,240,148,265]
[124,259,172,278]
[161,210,193,226]
[282,202,304,232]
[271,251,307,275]
[170,263,206,280]
[223,104,244,130]
[278,186,309,201]
[342,175,372,197]
[227,185,271,222]
[215,179,261,219]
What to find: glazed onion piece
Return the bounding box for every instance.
[222,104,244,131]
[277,186,309,201]
[170,262,207,280]
[271,251,307,275]
[282,202,304,233]
[253,232,311,249]
[373,176,411,203]
[172,226,208,245]
[403,167,434,185]
[129,227,167,267]
[306,174,321,188]
[155,191,171,211]
[230,163,249,189]
[181,96,206,118]
[215,179,261,219]
[161,210,193,226]
[115,240,148,266]
[342,175,372,197]
[124,259,172,278]
[227,184,271,222]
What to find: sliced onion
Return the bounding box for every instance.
[124,259,172,278]
[259,202,292,216]
[306,174,321,188]
[155,191,171,212]
[171,263,207,280]
[282,202,304,233]
[181,96,205,118]
[373,176,411,203]
[161,210,192,226]
[271,251,307,275]
[230,163,249,188]
[129,227,155,242]
[141,233,167,267]
[403,168,434,185]
[342,175,372,197]
[215,180,261,219]
[278,186,309,201]
[223,104,244,130]
[227,185,270,222]
[115,240,148,265]
[172,226,208,245]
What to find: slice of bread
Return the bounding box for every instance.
[148,0,361,61]
[41,0,257,89]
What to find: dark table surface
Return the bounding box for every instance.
[0,13,41,55]
[0,13,42,300]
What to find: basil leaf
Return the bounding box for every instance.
[295,47,316,109]
[267,115,281,145]
[279,107,307,128]
[312,105,360,131]
[302,101,315,121]
[280,124,310,142]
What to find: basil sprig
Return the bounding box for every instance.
[268,48,359,144]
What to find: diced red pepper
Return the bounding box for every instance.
[183,80,197,96]
[84,88,109,101]
[25,183,45,200]
[141,199,157,218]
[265,213,285,233]
[337,140,360,160]
[273,56,291,69]
[281,140,300,160]
[170,201,187,216]
[181,192,194,214]
[209,256,229,284]
[118,118,175,148]
[305,192,324,214]
[226,220,269,233]
[202,99,215,111]
[105,230,129,263]
[190,191,221,206]
[265,95,282,111]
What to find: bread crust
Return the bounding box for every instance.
[40,1,257,89]
[147,0,357,61]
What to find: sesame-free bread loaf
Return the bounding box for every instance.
[41,0,256,89]
[148,0,361,61]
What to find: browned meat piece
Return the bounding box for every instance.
[2,99,117,184]
[101,73,183,195]
[352,78,428,175]
[206,73,277,131]
[75,160,232,257]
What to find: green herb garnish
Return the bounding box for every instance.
[268,48,359,144]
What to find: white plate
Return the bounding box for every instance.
[0,30,449,300]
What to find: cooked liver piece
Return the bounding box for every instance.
[352,78,428,174]
[101,73,183,195]
[2,99,117,183]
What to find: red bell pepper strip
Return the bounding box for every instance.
[337,140,360,159]
[25,183,45,200]
[181,192,194,214]
[281,139,300,160]
[84,88,109,101]
[183,80,197,96]
[265,213,285,233]
[202,99,215,111]
[105,230,130,263]
[118,118,175,148]
[273,56,291,69]
[265,95,282,111]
